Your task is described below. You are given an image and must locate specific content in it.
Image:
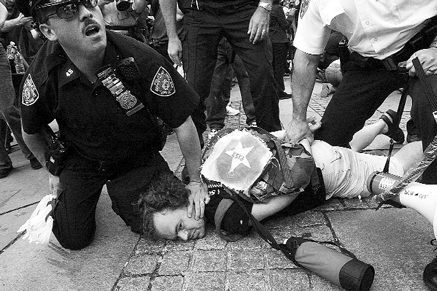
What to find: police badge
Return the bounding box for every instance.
[22,74,39,106]
[150,66,176,97]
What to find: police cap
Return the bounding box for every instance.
[15,0,72,17]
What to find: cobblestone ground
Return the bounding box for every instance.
[112,87,431,291]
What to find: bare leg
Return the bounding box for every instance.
[391,141,424,173]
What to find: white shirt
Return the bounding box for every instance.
[294,0,437,59]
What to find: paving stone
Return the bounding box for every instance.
[264,247,298,269]
[159,251,191,275]
[191,250,227,272]
[124,254,159,275]
[115,276,151,291]
[227,249,266,271]
[194,228,227,250]
[269,269,310,290]
[227,270,268,291]
[151,276,184,291]
[135,237,165,255]
[183,272,226,291]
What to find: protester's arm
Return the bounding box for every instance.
[251,192,300,221]
[173,116,209,220]
[22,129,63,197]
[285,48,320,143]
[248,0,272,44]
[1,13,33,32]
[159,0,182,65]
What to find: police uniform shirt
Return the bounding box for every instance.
[294,0,437,60]
[20,30,199,163]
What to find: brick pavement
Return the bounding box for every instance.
[0,79,433,291]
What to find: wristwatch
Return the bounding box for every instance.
[258,2,272,11]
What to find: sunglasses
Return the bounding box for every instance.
[41,0,98,20]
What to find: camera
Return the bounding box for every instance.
[116,0,132,11]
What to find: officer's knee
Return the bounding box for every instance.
[52,224,96,250]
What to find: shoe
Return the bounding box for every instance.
[320,83,335,98]
[30,158,43,170]
[226,105,240,116]
[279,92,292,100]
[379,109,405,144]
[0,166,13,178]
[424,256,437,291]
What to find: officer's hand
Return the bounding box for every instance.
[307,116,321,133]
[168,37,183,66]
[285,118,313,144]
[248,7,270,44]
[49,174,64,198]
[405,47,437,77]
[185,181,209,220]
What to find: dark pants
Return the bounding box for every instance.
[206,39,256,129]
[314,62,407,147]
[52,151,171,250]
[272,42,288,96]
[409,74,437,184]
[181,2,281,139]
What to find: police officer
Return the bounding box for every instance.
[285,1,437,289]
[15,0,209,250]
[159,0,282,141]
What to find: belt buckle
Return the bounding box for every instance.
[382,57,398,71]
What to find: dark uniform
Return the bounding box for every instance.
[178,0,282,137]
[20,30,199,249]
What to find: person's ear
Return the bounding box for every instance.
[39,23,58,41]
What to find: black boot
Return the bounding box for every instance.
[424,257,437,291]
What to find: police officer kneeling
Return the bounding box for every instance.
[15,0,208,250]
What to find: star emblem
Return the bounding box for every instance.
[225,141,254,173]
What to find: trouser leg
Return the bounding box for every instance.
[409,74,437,184]
[232,54,256,124]
[53,167,109,250]
[224,6,281,132]
[314,68,405,147]
[272,42,288,95]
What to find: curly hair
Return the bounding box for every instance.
[138,172,190,240]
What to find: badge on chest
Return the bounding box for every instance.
[96,64,145,116]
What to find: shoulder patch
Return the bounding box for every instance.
[150,66,176,97]
[22,74,39,106]
[299,0,310,19]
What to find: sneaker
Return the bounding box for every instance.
[320,84,336,98]
[226,105,240,116]
[30,157,43,170]
[0,166,13,178]
[207,128,219,140]
[379,109,405,144]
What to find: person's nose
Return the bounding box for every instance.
[78,5,94,20]
[177,229,189,241]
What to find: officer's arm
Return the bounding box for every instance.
[159,0,182,65]
[0,3,7,29]
[251,192,300,221]
[22,130,47,168]
[173,116,209,220]
[285,48,320,143]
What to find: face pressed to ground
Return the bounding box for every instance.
[154,208,206,241]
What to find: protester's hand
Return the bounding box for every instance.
[248,7,270,44]
[185,181,209,220]
[404,47,437,77]
[307,116,321,133]
[285,118,313,144]
[49,174,64,198]
[168,37,183,66]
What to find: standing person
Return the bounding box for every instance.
[269,0,291,99]
[284,1,437,288]
[98,0,148,42]
[15,0,208,250]
[0,0,41,179]
[159,0,282,145]
[206,38,256,138]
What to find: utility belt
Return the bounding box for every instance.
[106,25,136,35]
[345,15,437,71]
[63,149,156,173]
[149,38,168,47]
